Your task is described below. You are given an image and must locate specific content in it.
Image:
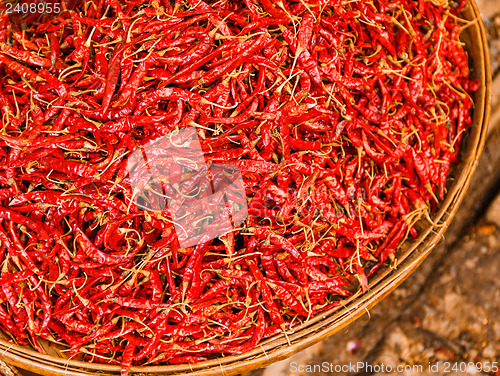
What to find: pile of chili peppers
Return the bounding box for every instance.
[0,0,479,374]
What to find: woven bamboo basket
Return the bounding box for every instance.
[0,1,491,375]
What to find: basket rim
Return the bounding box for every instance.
[0,1,492,375]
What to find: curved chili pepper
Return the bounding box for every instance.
[0,53,39,81]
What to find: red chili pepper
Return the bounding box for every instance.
[201,35,274,86]
[121,341,135,376]
[0,270,33,286]
[133,87,204,115]
[0,207,49,239]
[0,53,39,81]
[246,259,284,327]
[254,227,304,263]
[268,282,308,316]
